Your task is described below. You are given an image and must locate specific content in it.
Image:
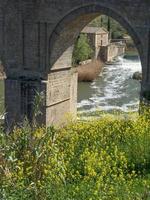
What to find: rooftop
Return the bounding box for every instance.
[81,26,108,34]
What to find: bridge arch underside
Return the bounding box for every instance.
[44,4,148,126]
[49,5,142,72]
[4,2,150,128]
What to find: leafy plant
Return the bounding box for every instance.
[89,15,127,39]
[72,34,93,66]
[1,111,150,199]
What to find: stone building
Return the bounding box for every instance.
[81,26,125,62]
[81,26,109,58]
[101,41,126,62]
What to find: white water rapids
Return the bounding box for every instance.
[77,56,142,114]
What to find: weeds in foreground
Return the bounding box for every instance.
[0,112,150,199]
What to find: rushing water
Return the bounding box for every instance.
[77,55,142,114]
[0,55,142,118]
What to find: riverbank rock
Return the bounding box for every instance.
[132,71,142,80]
[79,59,91,65]
[77,59,104,82]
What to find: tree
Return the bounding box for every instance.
[72,34,93,66]
[89,15,127,39]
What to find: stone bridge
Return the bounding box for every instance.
[0,0,150,128]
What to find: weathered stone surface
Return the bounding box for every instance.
[0,0,149,127]
[47,71,71,106]
[70,69,78,116]
[5,79,21,131]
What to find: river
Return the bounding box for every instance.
[77,55,141,115]
[0,55,141,118]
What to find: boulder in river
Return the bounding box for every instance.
[132,71,142,80]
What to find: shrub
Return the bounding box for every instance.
[77,59,104,82]
[0,126,65,199]
[89,15,127,39]
[72,34,93,66]
[1,112,150,199]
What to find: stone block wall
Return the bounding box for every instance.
[96,33,109,47]
[5,79,21,131]
[46,68,77,126]
[100,42,125,62]
[86,33,96,56]
[1,0,150,128]
[107,43,119,61]
[70,69,78,117]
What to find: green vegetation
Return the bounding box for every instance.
[89,15,127,39]
[0,80,4,113]
[89,15,138,53]
[72,34,93,66]
[77,109,138,120]
[72,15,136,67]
[1,111,150,199]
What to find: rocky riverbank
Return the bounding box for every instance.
[132,71,142,81]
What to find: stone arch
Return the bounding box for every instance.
[2,1,149,128]
[48,3,142,73]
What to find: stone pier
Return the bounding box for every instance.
[0,0,149,127]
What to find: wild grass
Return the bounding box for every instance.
[1,110,150,199]
[77,59,104,82]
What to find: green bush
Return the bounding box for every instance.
[1,113,150,199]
[89,15,127,39]
[72,34,93,66]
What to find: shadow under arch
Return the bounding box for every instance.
[48,3,143,74]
